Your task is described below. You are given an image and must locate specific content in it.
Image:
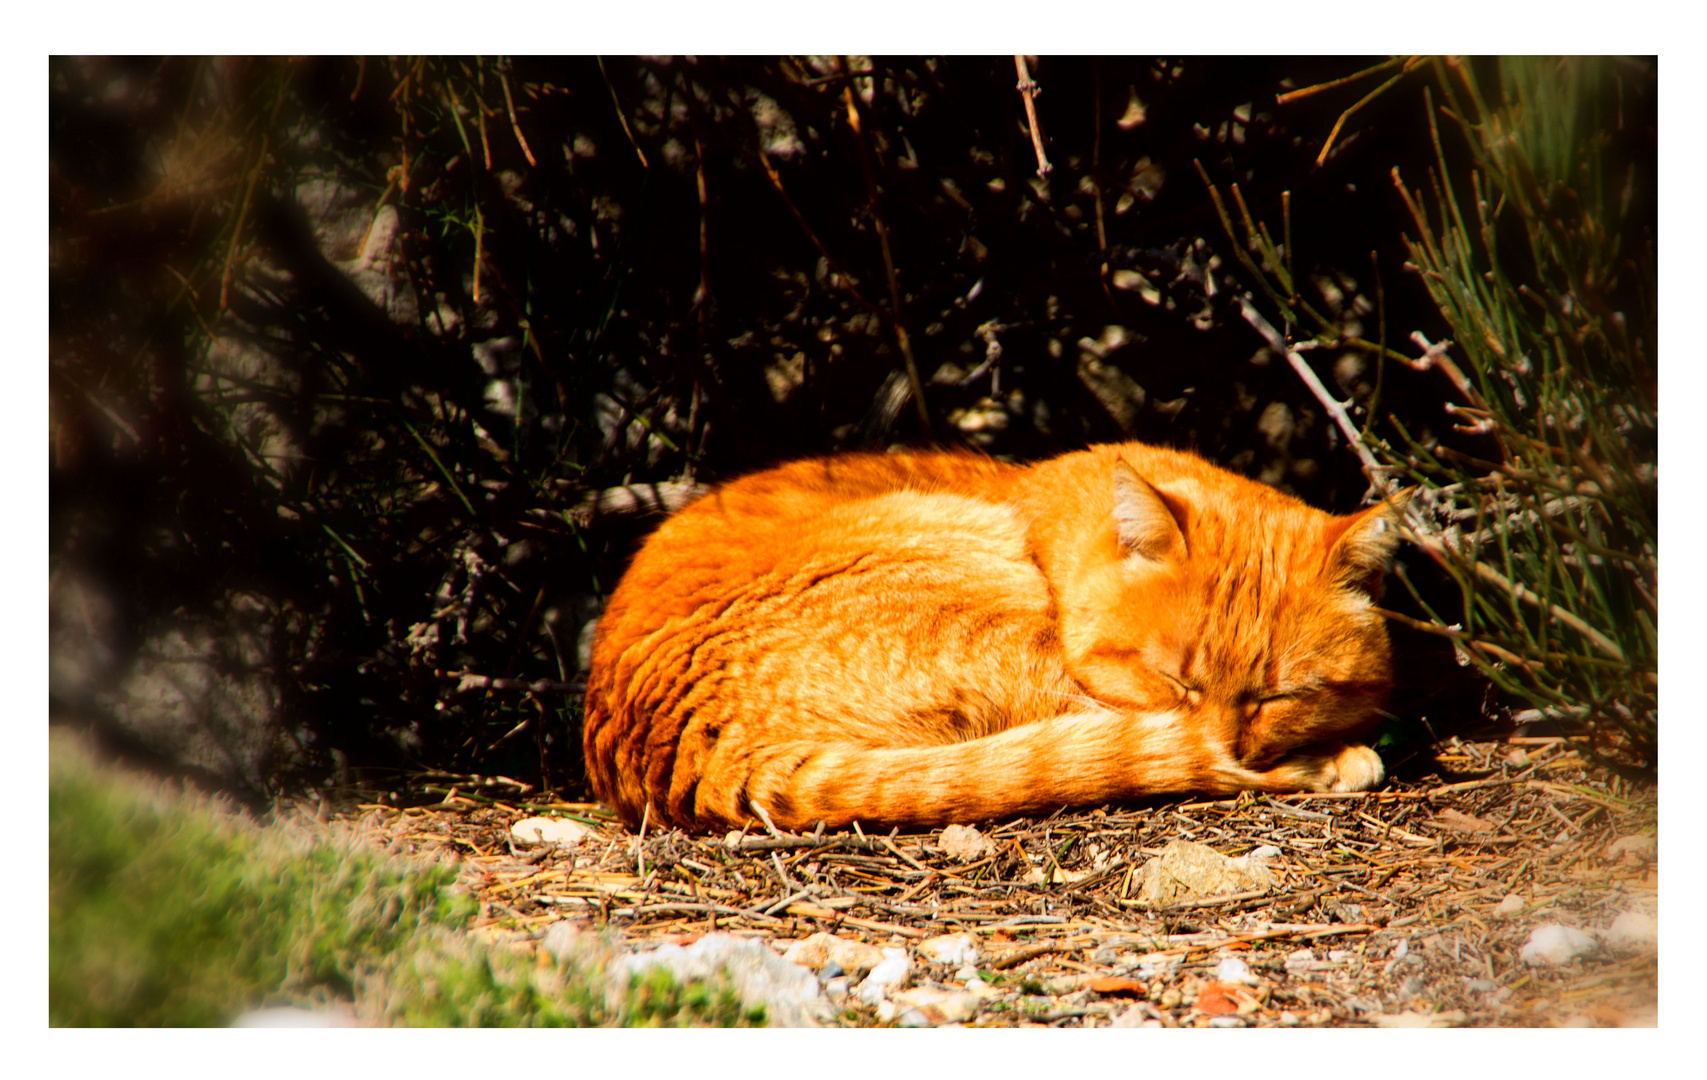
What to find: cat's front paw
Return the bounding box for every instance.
[1322,744,1385,792]
[1263,743,1385,793]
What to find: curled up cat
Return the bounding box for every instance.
[583,443,1407,833]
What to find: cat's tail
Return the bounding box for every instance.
[704,709,1382,831]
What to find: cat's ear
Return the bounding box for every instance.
[1325,489,1412,595]
[1112,461,1187,562]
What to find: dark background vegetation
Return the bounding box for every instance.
[48,56,1655,804]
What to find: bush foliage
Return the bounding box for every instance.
[48,56,1655,796]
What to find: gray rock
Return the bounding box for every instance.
[938,823,996,862]
[1133,840,1275,904]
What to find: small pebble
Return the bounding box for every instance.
[1213,957,1258,986]
[785,932,885,979]
[820,960,845,982]
[1464,978,1496,993]
[892,987,980,1024]
[510,816,589,848]
[1606,835,1656,863]
[855,949,911,1004]
[896,1008,933,1027]
[1284,947,1320,975]
[1158,987,1183,1009]
[1494,894,1525,918]
[1520,923,1597,966]
[939,823,996,862]
[1109,1005,1148,1028]
[1208,1015,1244,1028]
[917,932,980,967]
[1505,748,1530,767]
[1278,1010,1299,1026]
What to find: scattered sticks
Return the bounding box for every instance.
[352,735,1653,1027]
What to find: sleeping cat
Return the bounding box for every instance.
[582,443,1405,832]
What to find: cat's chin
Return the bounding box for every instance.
[1263,743,1386,793]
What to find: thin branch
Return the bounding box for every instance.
[840,58,932,436]
[1239,300,1384,481]
[1014,56,1053,178]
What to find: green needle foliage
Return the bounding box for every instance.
[1205,57,1655,773]
[1386,58,1654,773]
[49,734,762,1026]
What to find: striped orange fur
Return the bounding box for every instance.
[583,444,1405,832]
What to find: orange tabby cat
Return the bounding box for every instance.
[583,444,1405,832]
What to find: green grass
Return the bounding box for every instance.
[48,733,764,1027]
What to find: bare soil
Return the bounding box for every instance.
[338,735,1657,1027]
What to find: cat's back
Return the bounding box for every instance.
[598,451,1026,615]
[583,450,1063,825]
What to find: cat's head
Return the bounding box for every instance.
[1062,459,1408,770]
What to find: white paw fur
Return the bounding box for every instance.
[1325,744,1385,792]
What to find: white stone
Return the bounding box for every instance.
[1520,924,1598,966]
[856,948,912,1004]
[1214,957,1259,985]
[510,816,589,848]
[1493,894,1525,918]
[1606,910,1657,951]
[917,932,981,967]
[610,932,825,1027]
[231,1006,358,1027]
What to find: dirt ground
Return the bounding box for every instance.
[338,734,1657,1027]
